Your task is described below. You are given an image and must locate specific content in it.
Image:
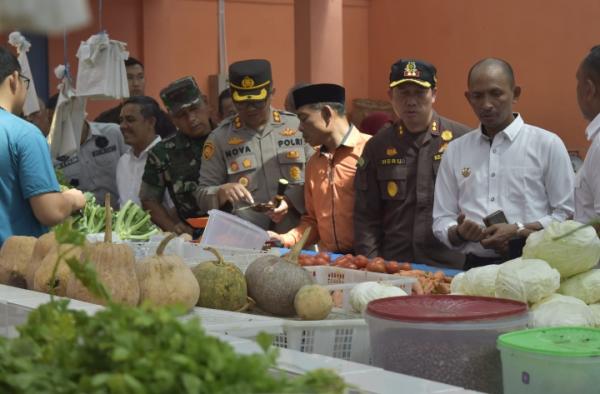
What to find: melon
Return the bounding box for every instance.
[66,194,140,306]
[136,233,199,310]
[245,228,314,316]
[26,232,57,289]
[192,247,247,311]
[0,236,37,288]
[294,284,333,320]
[33,243,84,296]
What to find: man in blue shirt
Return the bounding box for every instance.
[0,46,85,245]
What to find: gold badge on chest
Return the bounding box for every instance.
[441,130,453,142]
[289,165,301,181]
[386,147,398,157]
[387,181,398,197]
[228,136,244,145]
[461,167,471,177]
[280,127,296,137]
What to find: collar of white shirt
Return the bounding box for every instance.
[478,113,524,143]
[128,136,162,159]
[585,112,600,141]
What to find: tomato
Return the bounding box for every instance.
[313,257,329,266]
[340,262,358,270]
[386,261,400,274]
[399,262,412,271]
[333,256,349,266]
[366,259,386,273]
[315,252,331,263]
[298,255,314,266]
[354,255,369,269]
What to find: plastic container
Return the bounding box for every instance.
[304,266,415,313]
[498,327,600,394]
[365,295,529,394]
[200,209,269,250]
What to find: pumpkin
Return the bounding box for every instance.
[33,243,84,296]
[245,228,314,316]
[66,194,140,306]
[25,232,57,289]
[0,236,37,288]
[136,233,200,311]
[294,284,333,320]
[192,247,248,311]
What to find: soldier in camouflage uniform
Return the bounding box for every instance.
[196,59,313,233]
[139,77,211,235]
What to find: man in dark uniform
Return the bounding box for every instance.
[139,76,212,235]
[196,59,313,232]
[354,59,470,269]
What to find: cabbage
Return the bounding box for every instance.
[450,272,466,294]
[462,265,499,297]
[530,294,595,328]
[522,220,600,278]
[589,304,600,327]
[558,269,600,304]
[495,258,560,303]
[349,282,407,313]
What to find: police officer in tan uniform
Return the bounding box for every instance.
[196,59,313,232]
[354,59,470,268]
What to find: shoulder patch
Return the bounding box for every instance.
[234,116,242,129]
[203,141,215,160]
[273,111,281,123]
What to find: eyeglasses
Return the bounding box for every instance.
[19,74,30,89]
[233,100,268,110]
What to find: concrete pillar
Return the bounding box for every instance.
[294,0,344,85]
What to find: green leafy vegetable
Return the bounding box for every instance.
[114,200,159,241]
[72,193,107,235]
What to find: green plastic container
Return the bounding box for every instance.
[498,327,600,394]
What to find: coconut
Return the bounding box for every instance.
[192,247,248,311]
[294,284,333,320]
[0,235,37,288]
[26,232,57,289]
[245,228,314,316]
[136,233,200,311]
[66,194,140,306]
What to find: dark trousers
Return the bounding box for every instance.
[464,237,527,270]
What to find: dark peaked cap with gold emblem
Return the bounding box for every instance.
[229,59,272,102]
[389,59,437,89]
[292,83,345,110]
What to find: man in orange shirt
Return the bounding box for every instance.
[268,83,371,253]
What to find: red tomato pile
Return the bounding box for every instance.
[297,253,454,295]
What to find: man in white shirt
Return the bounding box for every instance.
[575,45,600,226]
[433,58,574,269]
[116,96,170,209]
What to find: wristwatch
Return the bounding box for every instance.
[514,222,525,236]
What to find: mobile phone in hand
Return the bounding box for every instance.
[483,210,508,227]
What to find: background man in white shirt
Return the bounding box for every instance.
[116,96,164,207]
[433,58,574,269]
[575,45,600,229]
